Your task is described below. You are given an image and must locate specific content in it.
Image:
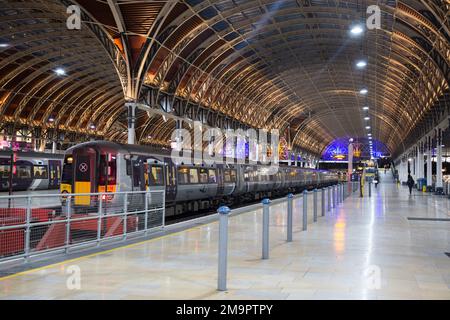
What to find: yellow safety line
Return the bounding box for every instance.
[0,220,219,281]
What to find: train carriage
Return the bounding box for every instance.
[0,151,63,192]
[61,141,339,217]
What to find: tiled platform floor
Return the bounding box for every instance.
[1,174,449,300]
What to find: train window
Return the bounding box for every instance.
[16,165,31,179]
[33,165,48,179]
[224,170,231,183]
[132,161,141,187]
[208,169,217,183]
[224,169,237,183]
[99,155,117,186]
[168,165,176,186]
[0,165,10,178]
[150,166,164,186]
[178,167,189,184]
[230,170,236,182]
[199,168,208,184]
[143,163,149,187]
[189,168,199,184]
[126,159,132,176]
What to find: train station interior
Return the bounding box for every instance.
[0,0,449,302]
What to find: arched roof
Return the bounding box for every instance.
[0,0,449,156]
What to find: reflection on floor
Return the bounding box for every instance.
[1,174,449,300]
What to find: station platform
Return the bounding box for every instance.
[0,175,449,300]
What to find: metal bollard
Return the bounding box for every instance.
[65,195,71,253]
[369,182,372,197]
[338,184,342,204]
[97,196,103,246]
[327,186,331,211]
[337,185,340,204]
[218,206,230,291]
[287,194,293,242]
[123,192,128,239]
[333,185,337,207]
[336,184,339,204]
[321,188,325,217]
[262,198,271,259]
[313,189,318,222]
[25,196,31,262]
[302,190,308,231]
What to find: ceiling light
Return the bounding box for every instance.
[363,106,369,111]
[356,60,367,68]
[364,117,370,121]
[360,88,368,95]
[0,43,9,48]
[350,24,364,35]
[90,124,95,129]
[368,133,372,136]
[48,117,54,122]
[54,68,66,76]
[365,126,371,130]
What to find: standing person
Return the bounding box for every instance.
[407,174,415,195]
[374,172,379,188]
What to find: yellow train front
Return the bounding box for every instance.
[61,141,168,207]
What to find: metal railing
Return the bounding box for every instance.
[218,182,356,291]
[0,190,165,264]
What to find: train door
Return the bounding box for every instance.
[131,158,145,191]
[216,165,225,197]
[164,157,176,202]
[73,147,97,205]
[98,153,117,193]
[48,160,60,189]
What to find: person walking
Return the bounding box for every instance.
[407,174,415,195]
[374,172,379,188]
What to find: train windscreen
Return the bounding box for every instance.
[61,155,73,184]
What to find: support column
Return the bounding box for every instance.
[348,141,353,194]
[52,141,57,154]
[417,141,424,179]
[126,103,136,145]
[436,129,443,194]
[426,135,433,192]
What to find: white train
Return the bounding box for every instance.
[0,151,63,192]
[61,141,339,217]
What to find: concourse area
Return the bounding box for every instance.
[1,175,449,300]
